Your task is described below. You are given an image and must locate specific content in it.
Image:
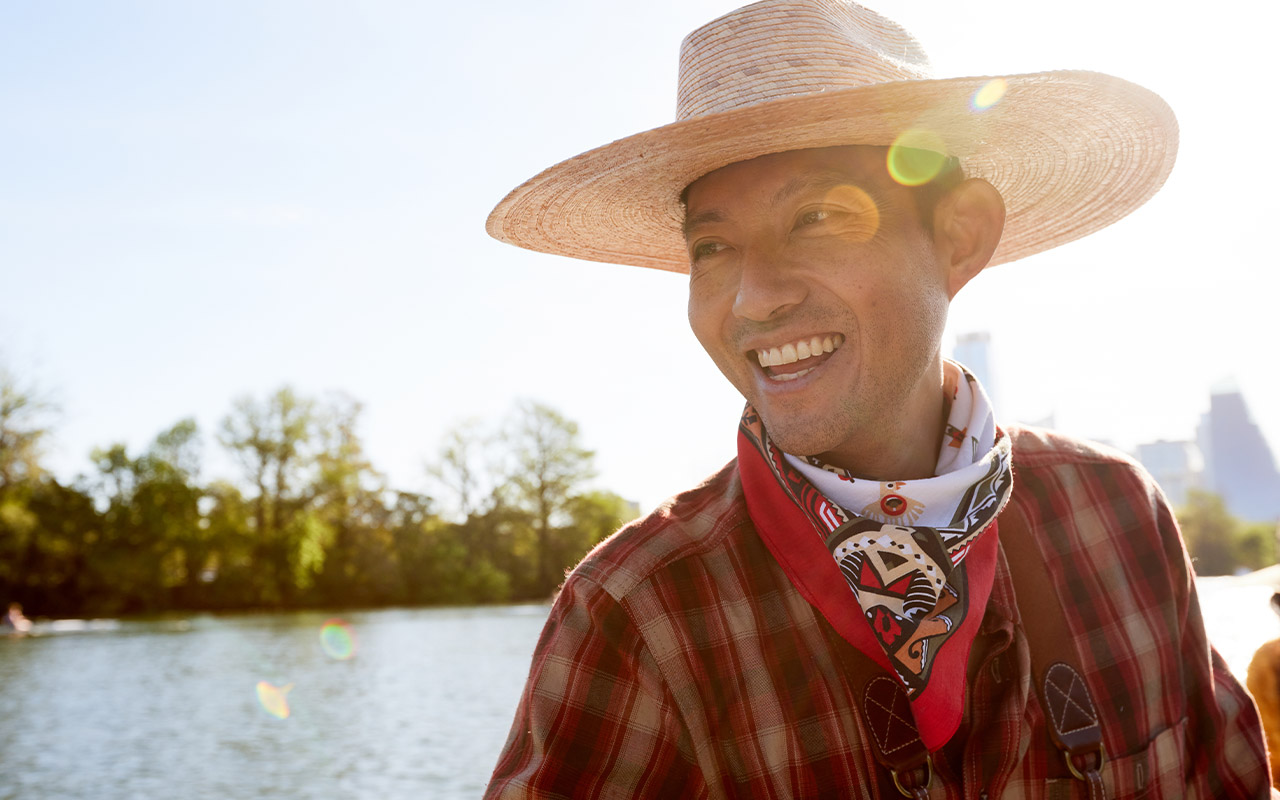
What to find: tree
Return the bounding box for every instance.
[84,419,204,613]
[199,480,258,608]
[565,490,639,552]
[0,367,67,612]
[218,387,321,604]
[135,419,205,606]
[427,420,493,522]
[11,479,100,616]
[0,366,53,492]
[501,401,597,595]
[217,387,403,606]
[1235,521,1278,573]
[1178,489,1243,576]
[310,394,400,606]
[392,503,512,605]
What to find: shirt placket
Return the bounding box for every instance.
[954,563,1032,798]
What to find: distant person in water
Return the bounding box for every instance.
[2,602,31,633]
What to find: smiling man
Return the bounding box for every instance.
[684,146,995,482]
[482,1,1272,797]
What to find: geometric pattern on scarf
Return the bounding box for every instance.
[739,362,1013,702]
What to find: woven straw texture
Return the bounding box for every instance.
[487,0,1177,272]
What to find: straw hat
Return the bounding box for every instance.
[486,0,1177,272]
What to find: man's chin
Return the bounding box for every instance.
[754,414,843,460]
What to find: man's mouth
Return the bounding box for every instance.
[754,334,844,382]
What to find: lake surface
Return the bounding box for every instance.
[0,605,549,800]
[2,577,1277,799]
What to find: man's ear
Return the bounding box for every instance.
[932,178,1005,298]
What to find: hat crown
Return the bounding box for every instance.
[676,0,932,120]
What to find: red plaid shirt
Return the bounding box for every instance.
[486,427,1272,798]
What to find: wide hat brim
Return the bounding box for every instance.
[487,69,1177,272]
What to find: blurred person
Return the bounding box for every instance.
[1248,593,1280,789]
[482,1,1272,796]
[2,602,31,634]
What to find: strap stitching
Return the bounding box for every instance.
[864,677,922,755]
[1043,666,1099,735]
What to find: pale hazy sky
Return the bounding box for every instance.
[2,0,1277,511]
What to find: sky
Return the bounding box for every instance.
[2,0,1277,513]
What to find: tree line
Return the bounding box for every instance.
[1178,489,1279,576]
[0,369,636,617]
[3,366,1275,618]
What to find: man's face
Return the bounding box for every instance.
[684,145,952,474]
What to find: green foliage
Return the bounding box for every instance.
[1177,489,1279,576]
[0,367,52,491]
[0,378,635,616]
[17,366,1274,615]
[502,401,598,596]
[555,490,640,572]
[1235,522,1277,572]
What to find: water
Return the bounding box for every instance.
[1198,571,1280,681]
[1,580,1277,799]
[0,605,549,800]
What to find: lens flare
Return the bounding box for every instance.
[820,184,880,243]
[256,681,294,720]
[970,78,1008,112]
[319,618,356,660]
[887,130,948,187]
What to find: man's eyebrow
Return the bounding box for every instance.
[771,170,873,205]
[682,168,877,238]
[682,209,725,238]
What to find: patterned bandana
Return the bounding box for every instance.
[737,361,1013,750]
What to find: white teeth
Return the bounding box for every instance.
[755,334,844,370]
[757,348,785,367]
[772,366,815,382]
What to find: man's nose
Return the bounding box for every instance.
[731,248,807,321]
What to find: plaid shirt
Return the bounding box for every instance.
[486,427,1272,798]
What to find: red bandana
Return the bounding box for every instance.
[736,399,1012,751]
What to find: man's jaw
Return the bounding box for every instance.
[754,333,845,382]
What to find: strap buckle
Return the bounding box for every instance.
[1065,742,1106,782]
[891,754,933,798]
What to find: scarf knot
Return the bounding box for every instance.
[738,360,1013,750]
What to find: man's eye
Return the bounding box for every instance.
[798,208,834,227]
[691,241,725,260]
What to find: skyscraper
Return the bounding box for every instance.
[1197,384,1280,521]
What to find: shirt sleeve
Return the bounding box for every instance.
[483,575,705,799]
[1159,492,1275,797]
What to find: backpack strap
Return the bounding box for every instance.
[823,625,933,797]
[999,501,1107,799]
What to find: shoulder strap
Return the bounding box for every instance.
[822,622,933,798]
[999,501,1107,799]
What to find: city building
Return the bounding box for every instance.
[1135,439,1202,508]
[950,332,1279,521]
[1196,384,1280,522]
